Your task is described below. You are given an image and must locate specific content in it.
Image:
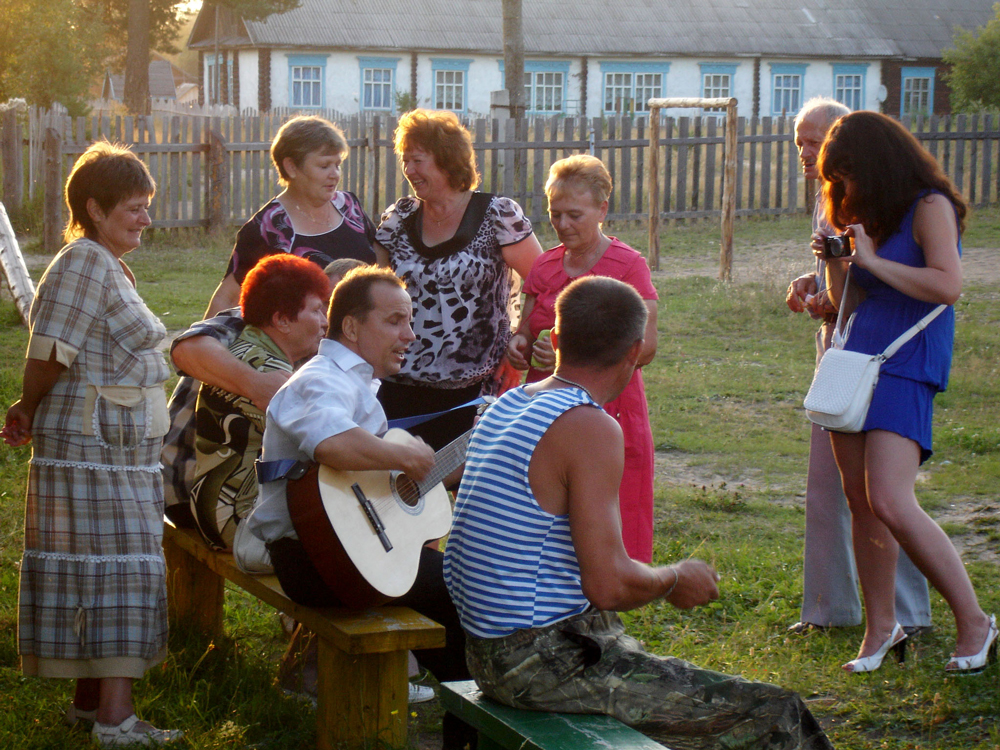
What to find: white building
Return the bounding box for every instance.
[188,0,994,119]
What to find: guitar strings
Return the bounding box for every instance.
[351,433,471,513]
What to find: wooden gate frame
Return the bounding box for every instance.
[646,97,737,280]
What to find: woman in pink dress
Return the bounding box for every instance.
[508,155,659,562]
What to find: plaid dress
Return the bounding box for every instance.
[18,238,171,679]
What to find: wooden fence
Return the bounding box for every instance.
[2,107,999,251]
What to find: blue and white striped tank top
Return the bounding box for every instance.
[443,386,598,638]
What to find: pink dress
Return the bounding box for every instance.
[523,239,658,562]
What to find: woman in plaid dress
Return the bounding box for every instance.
[2,142,182,747]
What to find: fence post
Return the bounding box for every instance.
[208,128,228,234]
[719,100,737,282]
[43,127,62,253]
[366,122,376,219]
[647,109,661,271]
[2,108,24,211]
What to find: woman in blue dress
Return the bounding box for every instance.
[817,111,996,676]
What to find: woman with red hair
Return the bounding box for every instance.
[191,254,331,550]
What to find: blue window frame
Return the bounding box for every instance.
[832,63,867,111]
[770,63,807,116]
[498,60,571,115]
[599,61,670,114]
[431,59,472,113]
[358,56,400,112]
[900,67,936,117]
[288,54,327,108]
[699,63,737,111]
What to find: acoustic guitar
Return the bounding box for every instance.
[286,428,470,609]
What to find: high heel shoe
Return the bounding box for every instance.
[946,614,998,675]
[842,622,907,673]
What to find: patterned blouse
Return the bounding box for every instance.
[192,325,292,550]
[376,193,533,388]
[226,191,377,283]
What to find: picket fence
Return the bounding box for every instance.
[2,106,999,252]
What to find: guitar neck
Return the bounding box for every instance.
[417,429,473,492]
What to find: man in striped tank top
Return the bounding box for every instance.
[444,277,833,750]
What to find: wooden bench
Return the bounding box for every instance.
[440,680,671,750]
[162,523,445,750]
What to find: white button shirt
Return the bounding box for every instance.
[244,338,386,544]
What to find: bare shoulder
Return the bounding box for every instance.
[916,191,956,215]
[913,192,959,244]
[543,404,623,454]
[531,403,624,516]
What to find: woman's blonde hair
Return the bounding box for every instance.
[393,109,480,192]
[545,155,612,206]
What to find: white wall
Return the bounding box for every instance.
[760,59,882,117]
[238,50,258,111]
[232,48,882,119]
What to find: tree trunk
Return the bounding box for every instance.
[502,0,525,120]
[123,0,151,115]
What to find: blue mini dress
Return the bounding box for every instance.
[843,191,960,463]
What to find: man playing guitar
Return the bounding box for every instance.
[241,266,474,749]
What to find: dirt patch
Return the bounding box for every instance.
[650,241,1000,569]
[651,241,1000,287]
[654,451,804,499]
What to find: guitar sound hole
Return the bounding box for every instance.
[395,474,421,507]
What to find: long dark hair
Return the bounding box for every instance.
[819,111,966,244]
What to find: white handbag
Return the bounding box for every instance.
[803,275,946,433]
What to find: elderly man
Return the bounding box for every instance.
[446,277,834,750]
[785,97,931,635]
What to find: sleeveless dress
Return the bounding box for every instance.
[844,191,960,463]
[523,239,658,562]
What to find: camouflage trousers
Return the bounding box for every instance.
[465,608,834,750]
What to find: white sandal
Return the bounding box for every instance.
[92,714,183,747]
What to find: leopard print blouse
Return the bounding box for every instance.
[376,193,533,388]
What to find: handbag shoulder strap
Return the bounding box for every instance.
[830,271,853,349]
[880,304,948,359]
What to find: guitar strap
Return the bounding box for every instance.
[254,396,491,484]
[385,396,488,430]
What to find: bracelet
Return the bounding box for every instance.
[663,566,679,599]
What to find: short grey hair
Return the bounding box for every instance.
[795,98,850,131]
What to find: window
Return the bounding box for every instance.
[833,64,867,111]
[599,62,670,115]
[900,67,935,117]
[770,63,807,115]
[528,70,565,113]
[498,61,570,114]
[431,59,472,113]
[206,54,234,104]
[287,55,327,108]
[358,57,400,112]
[605,72,633,113]
[700,63,737,111]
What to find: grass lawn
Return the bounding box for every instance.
[0,212,998,749]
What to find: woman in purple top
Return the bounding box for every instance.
[819,111,996,676]
[205,116,376,317]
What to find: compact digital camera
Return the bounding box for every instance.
[821,233,852,259]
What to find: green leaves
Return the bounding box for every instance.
[943,3,1000,112]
